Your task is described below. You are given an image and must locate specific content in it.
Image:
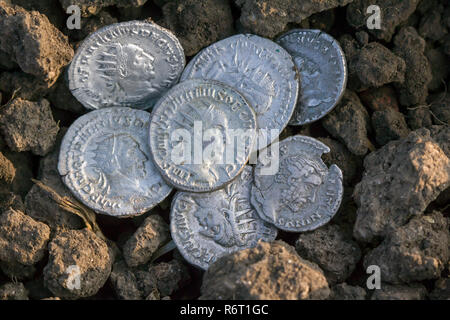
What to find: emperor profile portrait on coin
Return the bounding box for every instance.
[149,79,257,193]
[181,34,299,150]
[277,29,347,125]
[58,107,173,217]
[67,21,185,110]
[251,135,343,232]
[171,166,277,270]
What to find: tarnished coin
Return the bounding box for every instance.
[180,34,299,150]
[58,107,173,217]
[251,135,343,232]
[68,21,185,110]
[276,29,347,125]
[149,79,257,192]
[171,166,277,269]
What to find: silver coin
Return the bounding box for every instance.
[251,135,343,232]
[58,107,173,217]
[180,34,299,150]
[171,166,277,270]
[276,29,347,125]
[68,21,185,110]
[149,79,257,192]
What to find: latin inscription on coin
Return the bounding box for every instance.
[58,107,173,217]
[277,29,347,125]
[251,135,343,232]
[181,34,299,150]
[171,166,277,269]
[149,79,257,192]
[68,21,185,110]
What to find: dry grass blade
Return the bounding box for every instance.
[31,179,106,241]
[150,240,177,264]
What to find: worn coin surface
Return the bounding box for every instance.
[276,29,347,125]
[171,166,277,270]
[58,107,173,217]
[149,79,257,192]
[180,34,299,150]
[251,135,343,232]
[68,21,185,110]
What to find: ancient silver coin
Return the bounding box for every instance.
[180,34,299,150]
[171,166,277,270]
[68,21,185,110]
[58,107,173,217]
[251,135,343,232]
[149,79,257,192]
[276,29,347,125]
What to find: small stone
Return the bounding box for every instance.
[0,151,34,197]
[393,27,432,106]
[123,214,170,268]
[0,98,59,156]
[347,0,420,42]
[145,288,161,300]
[110,260,142,300]
[353,127,450,243]
[148,260,190,297]
[0,151,15,184]
[201,241,330,300]
[25,129,84,231]
[44,228,113,299]
[370,283,427,300]
[235,0,353,38]
[0,1,74,86]
[0,191,25,212]
[318,137,362,186]
[134,269,158,298]
[0,208,50,265]
[161,0,234,57]
[425,48,449,92]
[359,86,399,112]
[0,72,50,101]
[371,108,410,146]
[322,90,372,156]
[0,282,28,300]
[355,31,369,46]
[347,42,405,92]
[9,0,66,30]
[0,260,36,280]
[429,278,450,300]
[47,75,86,115]
[295,224,361,284]
[364,212,449,283]
[329,283,367,300]
[309,9,336,32]
[419,9,447,41]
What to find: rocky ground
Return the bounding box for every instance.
[0,0,449,300]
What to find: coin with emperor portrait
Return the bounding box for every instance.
[149,79,257,192]
[58,107,173,217]
[171,166,277,270]
[251,135,343,232]
[68,21,185,110]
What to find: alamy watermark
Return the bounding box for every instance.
[66,5,81,30]
[66,265,81,291]
[168,123,280,175]
[366,265,381,290]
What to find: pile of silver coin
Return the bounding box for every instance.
[59,21,347,270]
